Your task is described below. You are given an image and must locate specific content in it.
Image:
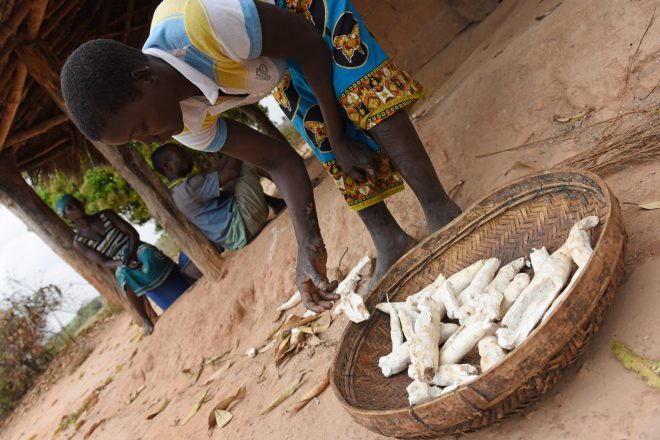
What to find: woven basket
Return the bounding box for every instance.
[330,169,626,439]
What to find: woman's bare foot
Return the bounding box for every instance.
[357,202,418,291]
[426,199,462,233]
[368,232,417,291]
[142,318,154,336]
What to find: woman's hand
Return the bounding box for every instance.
[332,137,381,182]
[296,239,339,313]
[125,259,143,270]
[123,252,142,269]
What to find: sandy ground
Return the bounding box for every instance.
[2,0,660,439]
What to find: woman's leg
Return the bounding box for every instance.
[356,201,416,287]
[124,285,154,336]
[368,111,462,233]
[143,296,160,324]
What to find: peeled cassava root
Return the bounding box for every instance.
[372,217,599,406]
[334,256,373,323]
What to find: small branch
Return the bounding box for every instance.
[620,7,656,111]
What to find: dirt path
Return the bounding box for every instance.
[2,0,659,439]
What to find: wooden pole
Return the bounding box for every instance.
[0,64,28,148]
[5,114,69,148]
[15,41,66,114]
[0,152,124,305]
[26,0,50,40]
[92,142,225,280]
[0,1,32,48]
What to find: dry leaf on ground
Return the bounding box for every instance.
[200,361,234,387]
[612,340,660,390]
[181,389,211,425]
[193,360,205,384]
[213,409,233,430]
[83,419,106,439]
[261,372,308,415]
[448,180,465,199]
[126,385,146,405]
[504,161,536,176]
[258,339,276,354]
[536,2,562,21]
[553,106,594,124]
[204,339,240,366]
[74,419,86,431]
[637,201,660,210]
[274,314,328,367]
[207,385,246,433]
[146,398,170,420]
[292,372,330,412]
[298,313,332,335]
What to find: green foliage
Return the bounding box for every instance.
[34,144,161,225]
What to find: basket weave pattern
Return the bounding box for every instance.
[331,170,627,438]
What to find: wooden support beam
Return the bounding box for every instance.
[15,40,67,114]
[0,59,17,94]
[0,151,124,305]
[0,1,31,47]
[0,64,28,149]
[17,137,68,169]
[92,142,225,280]
[5,114,69,148]
[26,0,49,40]
[40,0,80,38]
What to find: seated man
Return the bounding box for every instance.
[152,143,284,252]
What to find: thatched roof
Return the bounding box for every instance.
[0,0,160,175]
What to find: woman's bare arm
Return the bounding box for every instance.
[102,210,140,264]
[221,119,339,312]
[73,240,122,269]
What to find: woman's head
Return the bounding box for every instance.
[61,39,184,145]
[56,194,85,221]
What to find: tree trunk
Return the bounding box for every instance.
[92,142,225,280]
[238,104,290,145]
[0,152,124,305]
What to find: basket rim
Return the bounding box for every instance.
[330,167,617,419]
